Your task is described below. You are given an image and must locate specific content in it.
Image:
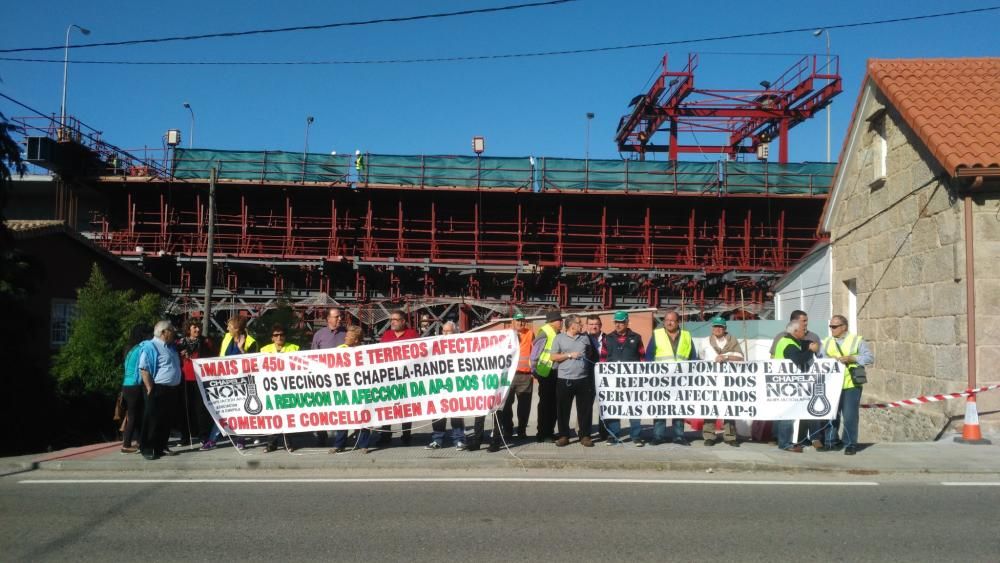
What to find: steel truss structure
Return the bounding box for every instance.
[616,53,842,162]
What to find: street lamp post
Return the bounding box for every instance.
[183,102,195,148]
[813,28,831,162]
[61,24,91,130]
[585,112,595,160]
[302,116,314,182]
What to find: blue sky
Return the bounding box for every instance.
[2,1,998,163]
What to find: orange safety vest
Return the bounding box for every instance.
[516,328,533,372]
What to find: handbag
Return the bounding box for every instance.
[113,392,126,423]
[834,340,867,385]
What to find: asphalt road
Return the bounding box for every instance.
[2,470,998,562]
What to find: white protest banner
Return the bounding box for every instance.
[192,331,518,436]
[596,359,844,421]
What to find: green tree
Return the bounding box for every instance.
[250,298,307,348]
[53,265,161,397]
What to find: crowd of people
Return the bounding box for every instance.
[118,307,872,461]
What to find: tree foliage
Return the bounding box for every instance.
[250,298,307,347]
[53,265,161,397]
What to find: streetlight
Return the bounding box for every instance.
[585,112,595,160]
[183,102,195,148]
[61,24,91,130]
[813,28,831,162]
[302,116,314,182]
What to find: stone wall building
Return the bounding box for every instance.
[820,58,1000,441]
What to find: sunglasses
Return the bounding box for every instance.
[828,325,843,329]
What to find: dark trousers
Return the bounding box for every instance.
[535,375,558,439]
[178,379,211,442]
[121,385,144,448]
[556,377,594,439]
[140,384,180,456]
[490,387,533,445]
[377,423,412,445]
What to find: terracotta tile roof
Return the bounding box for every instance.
[868,58,1000,174]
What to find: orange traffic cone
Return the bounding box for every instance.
[954,396,992,445]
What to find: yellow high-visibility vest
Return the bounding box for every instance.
[653,329,693,361]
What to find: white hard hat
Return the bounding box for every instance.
[355,149,361,155]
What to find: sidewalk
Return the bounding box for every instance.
[3,431,997,476]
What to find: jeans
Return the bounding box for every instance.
[826,387,862,448]
[121,385,145,448]
[431,418,466,445]
[605,419,643,443]
[333,429,372,449]
[652,419,685,442]
[774,419,795,449]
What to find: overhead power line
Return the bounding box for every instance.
[0,0,578,54]
[1,5,996,65]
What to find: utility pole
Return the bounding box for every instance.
[202,166,217,334]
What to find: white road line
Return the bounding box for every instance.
[940,482,1000,486]
[18,478,879,486]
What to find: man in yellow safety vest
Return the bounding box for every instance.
[645,311,696,446]
[529,310,563,442]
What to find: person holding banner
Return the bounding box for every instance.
[700,316,742,447]
[376,310,418,447]
[530,310,563,443]
[484,313,535,452]
[330,326,375,454]
[772,321,819,453]
[260,324,300,453]
[585,315,611,441]
[428,321,468,451]
[550,314,595,447]
[603,311,646,446]
[201,317,258,451]
[646,311,696,446]
[138,321,182,461]
[819,315,873,456]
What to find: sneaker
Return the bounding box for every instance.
[634,439,646,448]
[120,446,138,454]
[253,439,263,446]
[672,437,691,446]
[162,447,178,457]
[199,440,216,451]
[455,441,467,451]
[235,439,246,450]
[425,441,442,450]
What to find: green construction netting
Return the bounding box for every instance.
[172,149,834,195]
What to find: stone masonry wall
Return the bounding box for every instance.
[826,88,998,442]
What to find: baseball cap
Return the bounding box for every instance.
[513,313,525,320]
[613,311,629,322]
[710,316,727,327]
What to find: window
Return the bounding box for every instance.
[51,299,77,347]
[845,279,858,330]
[868,110,888,188]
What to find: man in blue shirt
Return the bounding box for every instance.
[139,321,182,460]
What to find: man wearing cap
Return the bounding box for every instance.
[485,313,536,452]
[700,316,743,446]
[603,311,647,446]
[529,310,563,442]
[645,311,697,446]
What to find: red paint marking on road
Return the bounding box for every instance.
[33,442,120,462]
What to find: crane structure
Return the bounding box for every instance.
[616,53,842,163]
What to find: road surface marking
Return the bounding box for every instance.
[19,478,879,486]
[940,482,1000,486]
